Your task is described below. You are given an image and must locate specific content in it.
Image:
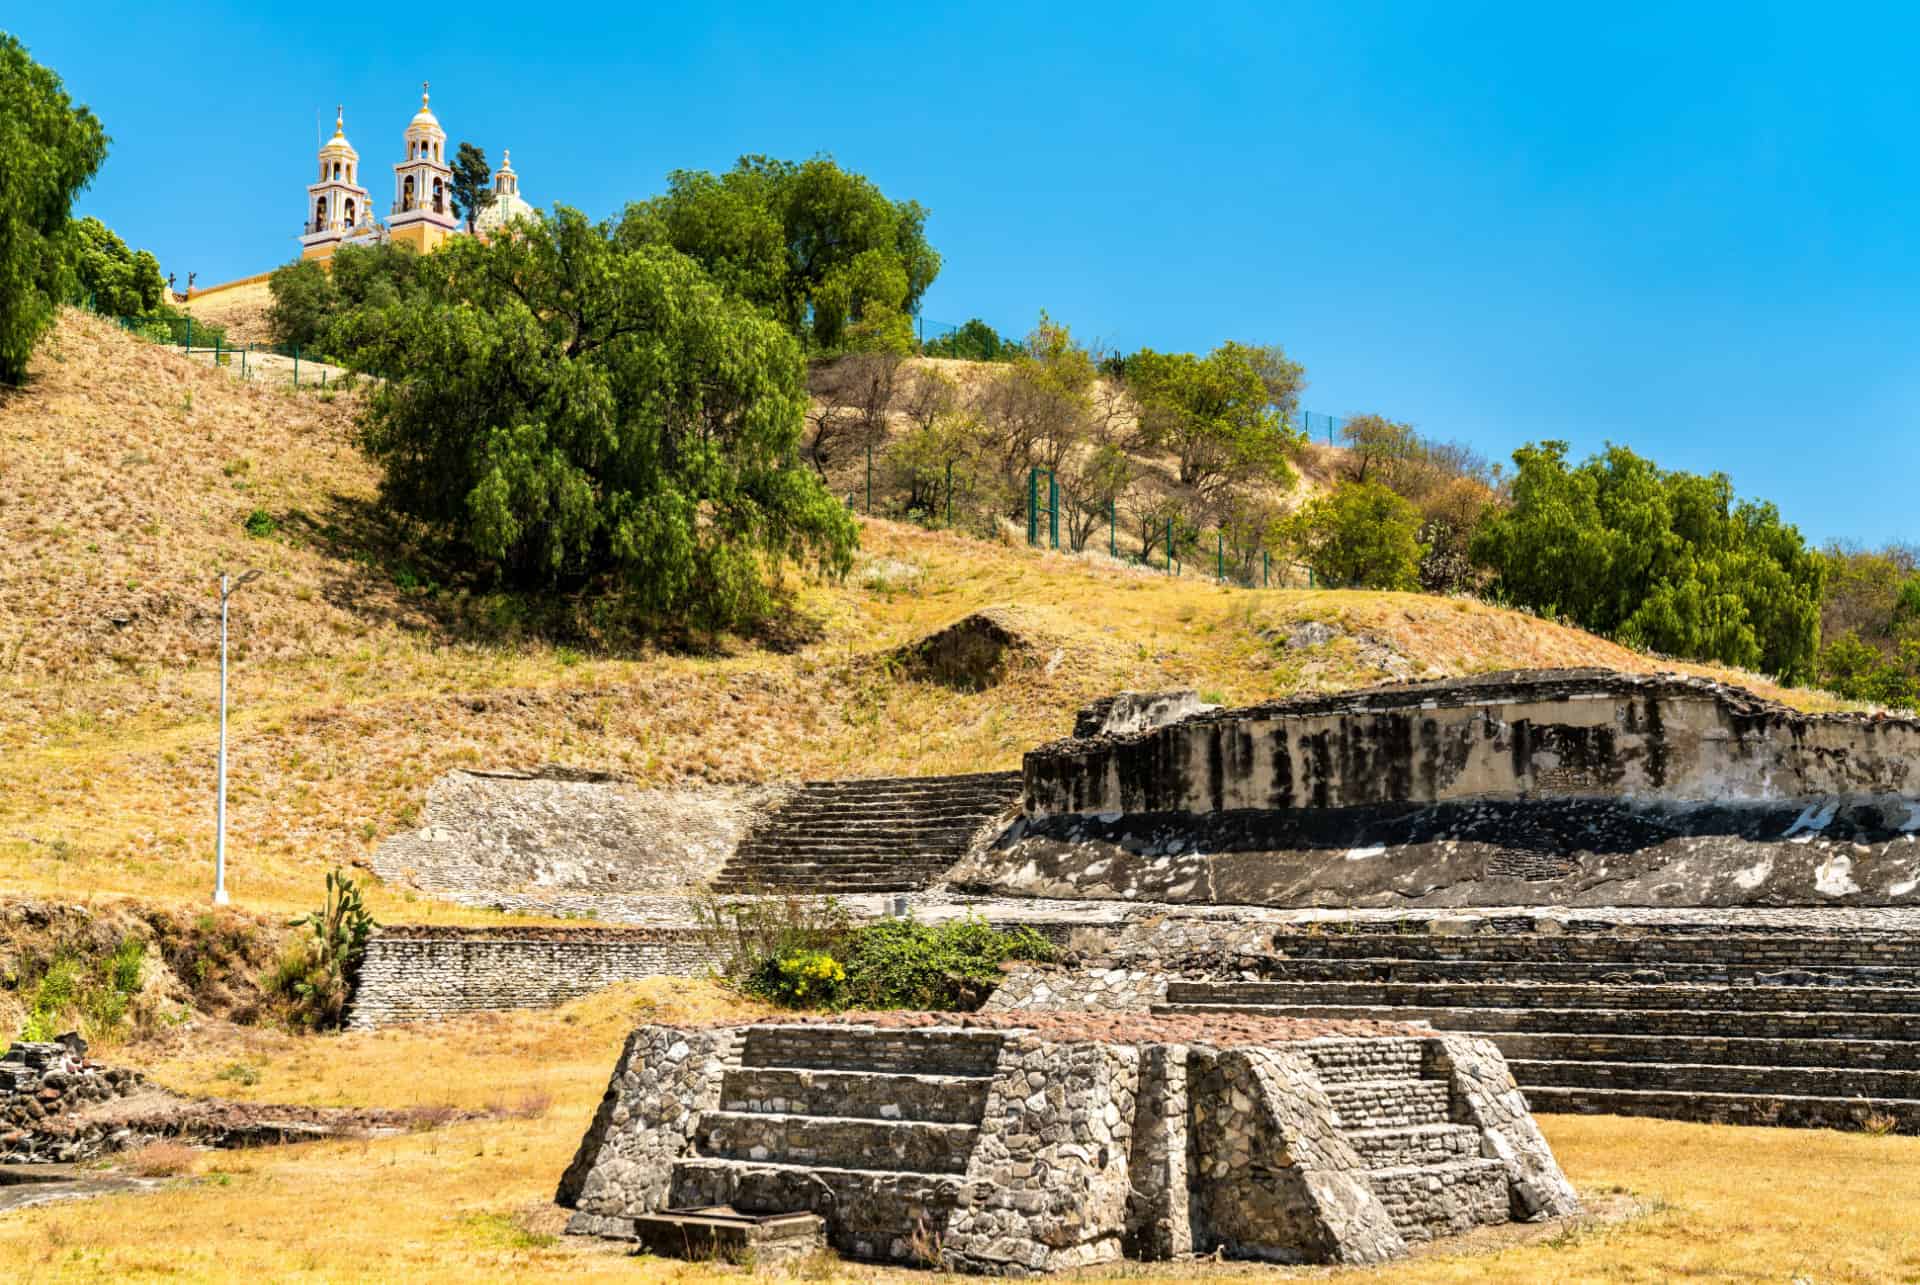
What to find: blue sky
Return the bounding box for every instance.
[14,3,1919,546]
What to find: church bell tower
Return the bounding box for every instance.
[389,82,458,254]
[299,108,372,262]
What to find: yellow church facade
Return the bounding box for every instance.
[299,85,530,264]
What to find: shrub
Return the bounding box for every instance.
[15,935,146,1043]
[243,508,276,538]
[751,948,845,1006]
[837,916,1054,1010]
[719,908,1054,1012]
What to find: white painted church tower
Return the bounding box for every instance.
[389,83,458,254]
[298,108,373,262]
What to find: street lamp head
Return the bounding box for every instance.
[236,570,263,588]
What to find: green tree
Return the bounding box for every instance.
[449,141,492,234]
[1285,482,1425,590]
[1340,413,1422,486]
[1240,342,1307,419]
[1128,341,1298,504]
[331,205,857,630]
[68,216,163,315]
[0,35,108,382]
[1471,441,1825,681]
[265,258,338,349]
[620,155,940,353]
[923,317,1019,362]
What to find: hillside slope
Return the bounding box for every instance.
[0,311,1842,919]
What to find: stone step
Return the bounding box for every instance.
[668,1158,969,1262]
[720,1067,991,1125]
[1155,1001,1920,1043]
[737,824,991,842]
[719,856,958,872]
[710,876,949,891]
[1304,1037,1425,1084]
[741,1025,1007,1078]
[695,1110,978,1174]
[1272,931,1920,968]
[1367,1158,1510,1243]
[1257,956,1920,989]
[1491,1030,1920,1071]
[1320,1078,1452,1129]
[1345,1123,1481,1169]
[794,771,1020,788]
[1507,1057,1920,1101]
[765,803,1010,820]
[1164,979,1920,1015]
[1522,1085,1920,1130]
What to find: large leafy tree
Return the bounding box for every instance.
[266,241,421,350]
[330,206,856,629]
[1128,341,1299,505]
[0,36,108,382]
[68,216,163,315]
[620,155,940,353]
[265,258,337,349]
[449,142,492,233]
[1471,441,1825,682]
[1285,482,1425,590]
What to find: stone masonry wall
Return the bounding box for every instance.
[558,1024,740,1230]
[943,1038,1140,1274]
[1024,669,1920,819]
[344,928,719,1029]
[1432,1034,1580,1219]
[1187,1045,1404,1265]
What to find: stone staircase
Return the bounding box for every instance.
[710,772,1022,894]
[1162,927,1920,1130]
[666,1024,1006,1261]
[1304,1039,1509,1243]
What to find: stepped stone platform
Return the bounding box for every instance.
[558,1012,1577,1272]
[958,669,1920,907]
[1149,918,1920,1131]
[711,772,1022,894]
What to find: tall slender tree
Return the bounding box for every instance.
[449,142,493,233]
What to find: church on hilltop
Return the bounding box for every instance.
[299,84,532,263]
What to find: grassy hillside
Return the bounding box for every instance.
[0,311,1843,920]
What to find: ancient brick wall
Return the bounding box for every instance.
[343,928,719,1029]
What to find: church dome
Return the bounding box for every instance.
[319,108,358,161]
[475,149,534,234]
[405,85,445,140]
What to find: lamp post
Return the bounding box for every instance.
[214,570,262,905]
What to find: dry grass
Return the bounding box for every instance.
[119,1141,198,1178]
[0,975,1914,1280]
[181,277,276,344]
[0,312,1851,924]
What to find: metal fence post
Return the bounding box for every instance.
[293,345,300,387]
[1216,532,1223,582]
[865,443,872,514]
[1027,469,1038,546]
[1263,550,1270,587]
[1165,519,1173,573]
[184,315,192,353]
[1048,472,1059,549]
[945,461,953,528]
[1109,501,1115,558]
